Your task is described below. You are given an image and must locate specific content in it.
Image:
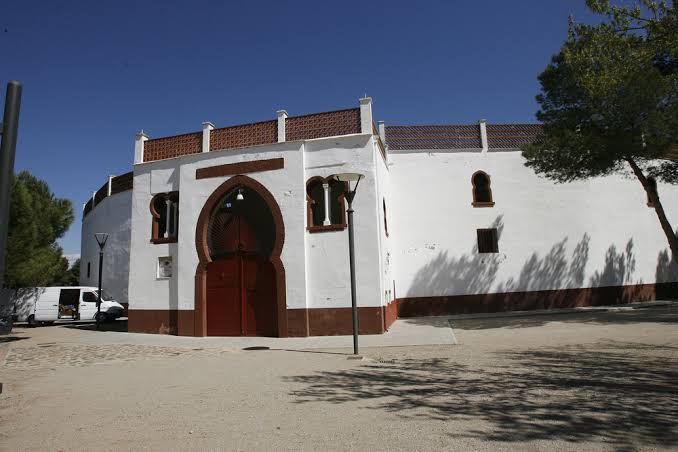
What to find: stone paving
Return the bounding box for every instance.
[3,342,228,371]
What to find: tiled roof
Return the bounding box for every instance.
[486,124,542,148]
[385,123,542,150]
[384,125,481,150]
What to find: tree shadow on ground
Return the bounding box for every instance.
[285,341,678,449]
[447,305,678,330]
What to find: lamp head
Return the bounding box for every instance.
[94,232,109,249]
[236,188,244,201]
[332,172,363,205]
[333,172,363,183]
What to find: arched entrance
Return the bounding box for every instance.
[195,175,287,337]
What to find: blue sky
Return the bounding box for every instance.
[2,1,598,255]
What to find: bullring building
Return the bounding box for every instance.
[79,97,678,336]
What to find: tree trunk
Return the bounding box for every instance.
[627,158,678,263]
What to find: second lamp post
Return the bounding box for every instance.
[94,232,109,330]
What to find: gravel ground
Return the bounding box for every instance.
[1,306,677,451]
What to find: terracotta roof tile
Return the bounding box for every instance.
[385,123,542,150]
[385,125,482,150]
[486,124,542,148]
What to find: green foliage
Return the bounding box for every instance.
[522,0,678,182]
[4,171,75,288]
[57,258,80,286]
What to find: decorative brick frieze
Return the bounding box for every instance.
[385,124,483,150]
[144,132,202,162]
[140,107,363,164]
[286,108,361,141]
[486,124,542,149]
[209,120,278,152]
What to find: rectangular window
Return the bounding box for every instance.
[477,228,499,253]
[87,262,91,278]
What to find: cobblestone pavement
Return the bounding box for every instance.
[3,342,227,371]
[1,322,236,372]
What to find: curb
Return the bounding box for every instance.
[421,300,678,322]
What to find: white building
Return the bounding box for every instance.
[80,97,678,336]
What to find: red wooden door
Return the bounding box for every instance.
[206,213,276,336]
[243,255,277,336]
[206,258,241,336]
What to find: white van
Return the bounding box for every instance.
[12,286,125,327]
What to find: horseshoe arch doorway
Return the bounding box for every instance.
[195,176,286,337]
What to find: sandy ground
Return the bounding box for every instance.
[1,306,677,451]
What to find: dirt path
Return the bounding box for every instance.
[1,307,677,451]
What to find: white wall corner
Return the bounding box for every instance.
[359,97,373,134]
[277,110,288,143]
[134,130,149,164]
[378,120,386,142]
[202,122,214,153]
[107,175,114,196]
[479,119,488,153]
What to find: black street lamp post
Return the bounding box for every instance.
[94,233,109,330]
[0,81,22,289]
[0,81,21,335]
[333,173,363,355]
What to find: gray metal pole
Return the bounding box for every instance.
[97,250,103,329]
[347,200,359,355]
[0,81,22,288]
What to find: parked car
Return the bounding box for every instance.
[12,286,125,326]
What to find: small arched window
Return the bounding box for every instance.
[150,192,179,243]
[471,171,494,207]
[383,199,389,237]
[646,177,657,207]
[306,177,347,232]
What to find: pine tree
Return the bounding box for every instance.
[4,171,74,287]
[523,0,678,260]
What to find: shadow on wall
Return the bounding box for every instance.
[284,341,678,447]
[9,288,43,320]
[656,249,678,283]
[407,215,674,298]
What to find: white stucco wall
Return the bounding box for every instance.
[128,141,308,312]
[373,143,393,305]
[389,148,678,299]
[303,134,384,309]
[127,132,388,313]
[79,191,132,304]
